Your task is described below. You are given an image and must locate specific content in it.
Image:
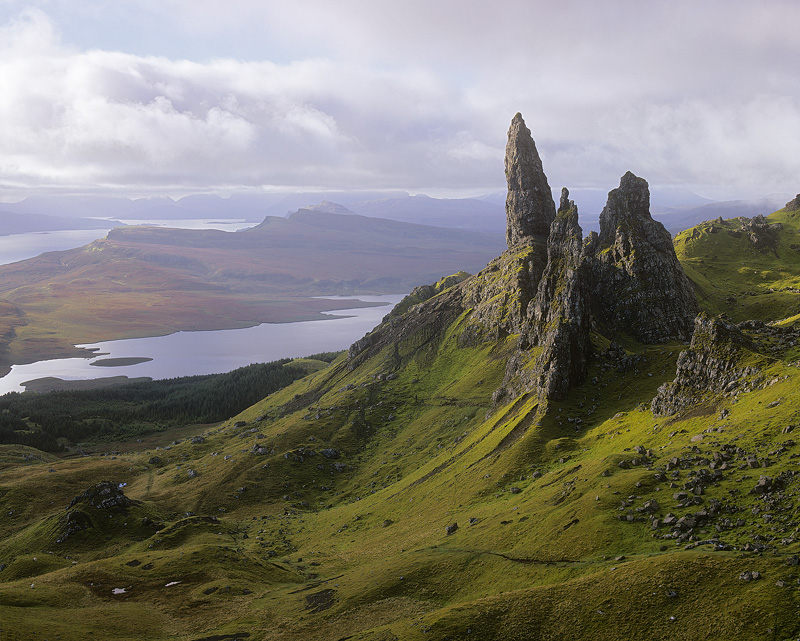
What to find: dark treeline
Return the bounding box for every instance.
[0,358,328,451]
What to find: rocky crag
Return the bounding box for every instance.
[651,313,768,416]
[652,313,800,416]
[586,171,699,342]
[504,112,555,247]
[351,113,698,403]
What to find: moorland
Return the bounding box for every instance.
[0,115,799,640]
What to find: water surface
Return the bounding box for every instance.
[0,295,400,394]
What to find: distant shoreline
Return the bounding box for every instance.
[20,375,152,393]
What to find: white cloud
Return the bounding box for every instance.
[0,2,799,199]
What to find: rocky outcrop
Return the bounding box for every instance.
[524,189,591,399]
[738,215,781,251]
[349,117,701,406]
[651,314,767,416]
[68,481,134,510]
[505,113,555,247]
[348,278,465,370]
[460,241,547,343]
[385,271,470,321]
[785,194,800,212]
[57,481,138,544]
[587,172,698,343]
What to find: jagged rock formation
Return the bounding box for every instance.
[785,194,800,211]
[505,113,555,247]
[351,115,699,404]
[522,189,590,399]
[587,171,698,343]
[651,314,767,416]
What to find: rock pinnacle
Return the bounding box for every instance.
[504,113,555,247]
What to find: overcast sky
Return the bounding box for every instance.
[1,0,798,201]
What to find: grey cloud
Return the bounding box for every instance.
[0,2,799,199]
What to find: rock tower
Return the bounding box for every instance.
[504,113,555,247]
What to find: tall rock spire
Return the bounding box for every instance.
[504,113,555,247]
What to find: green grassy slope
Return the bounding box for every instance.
[1,209,800,639]
[675,201,800,322]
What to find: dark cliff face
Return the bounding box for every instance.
[505,113,555,247]
[588,171,699,343]
[525,189,591,400]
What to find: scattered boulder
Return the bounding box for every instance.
[751,475,773,495]
[739,570,761,581]
[641,499,660,514]
[445,523,459,536]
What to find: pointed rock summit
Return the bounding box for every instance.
[597,171,652,247]
[589,171,698,343]
[504,113,555,247]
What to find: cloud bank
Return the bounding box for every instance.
[1,2,799,199]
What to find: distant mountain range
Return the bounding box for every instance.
[0,210,124,236]
[0,189,792,238]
